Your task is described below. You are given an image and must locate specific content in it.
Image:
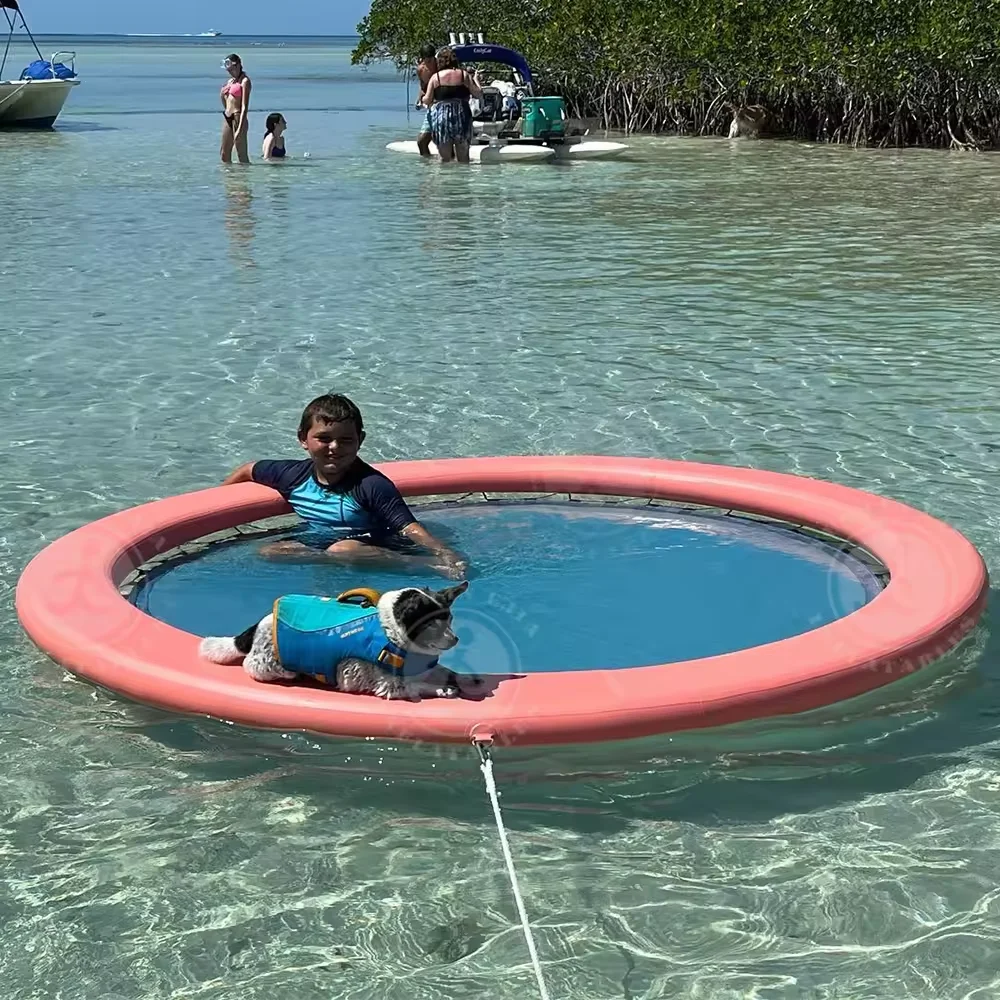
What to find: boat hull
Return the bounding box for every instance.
[0,78,79,128]
[549,139,629,161]
[471,125,629,161]
[386,139,555,163]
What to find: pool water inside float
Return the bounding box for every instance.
[131,502,882,674]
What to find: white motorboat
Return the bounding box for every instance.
[386,139,554,163]
[392,35,628,164]
[0,1,79,128]
[0,72,79,127]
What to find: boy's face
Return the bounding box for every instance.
[300,418,364,481]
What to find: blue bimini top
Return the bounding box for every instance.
[272,595,439,682]
[450,43,532,87]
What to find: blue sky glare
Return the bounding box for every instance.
[21,1,371,35]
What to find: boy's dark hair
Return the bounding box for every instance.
[297,394,364,438]
[418,44,437,61]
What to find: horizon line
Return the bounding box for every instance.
[29,32,363,38]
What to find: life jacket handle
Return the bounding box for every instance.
[336,587,382,608]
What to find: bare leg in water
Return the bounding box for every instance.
[233,120,250,164]
[259,538,466,580]
[221,117,236,163]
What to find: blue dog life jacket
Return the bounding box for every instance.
[271,595,439,684]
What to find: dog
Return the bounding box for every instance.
[727,104,775,139]
[199,582,471,700]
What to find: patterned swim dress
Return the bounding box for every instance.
[430,99,472,146]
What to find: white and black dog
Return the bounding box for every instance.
[199,582,470,700]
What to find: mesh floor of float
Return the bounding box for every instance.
[129,501,885,675]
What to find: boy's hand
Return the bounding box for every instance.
[402,523,468,579]
[439,555,468,581]
[429,553,467,580]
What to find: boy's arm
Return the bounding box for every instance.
[362,474,468,578]
[400,522,468,579]
[222,461,255,486]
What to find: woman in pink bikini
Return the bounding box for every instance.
[220,53,252,164]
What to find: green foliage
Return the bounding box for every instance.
[353,0,1000,147]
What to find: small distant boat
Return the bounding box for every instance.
[199,29,222,37]
[0,0,79,128]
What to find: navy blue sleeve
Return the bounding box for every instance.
[251,459,312,498]
[355,470,417,536]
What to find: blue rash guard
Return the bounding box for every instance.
[251,458,417,541]
[272,594,439,683]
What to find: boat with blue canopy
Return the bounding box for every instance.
[0,0,79,128]
[387,32,628,164]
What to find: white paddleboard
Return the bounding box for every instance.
[386,140,554,163]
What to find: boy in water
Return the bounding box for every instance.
[222,394,467,579]
[415,43,438,156]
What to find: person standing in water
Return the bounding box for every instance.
[422,46,482,164]
[262,113,287,159]
[415,44,438,157]
[220,53,252,164]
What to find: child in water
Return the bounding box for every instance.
[262,113,287,159]
[221,393,468,579]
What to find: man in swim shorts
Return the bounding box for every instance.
[415,44,438,156]
[222,393,468,579]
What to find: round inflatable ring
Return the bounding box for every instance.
[15,456,988,746]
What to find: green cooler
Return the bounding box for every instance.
[520,96,566,138]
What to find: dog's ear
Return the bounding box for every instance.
[394,589,437,636]
[434,581,468,606]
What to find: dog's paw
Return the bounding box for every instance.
[447,671,485,695]
[244,661,296,683]
[199,636,246,665]
[380,684,414,700]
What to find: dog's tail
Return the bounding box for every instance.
[198,623,259,665]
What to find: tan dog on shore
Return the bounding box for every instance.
[728,105,775,139]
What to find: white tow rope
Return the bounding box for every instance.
[474,737,551,1000]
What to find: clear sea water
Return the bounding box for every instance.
[2,34,999,1000]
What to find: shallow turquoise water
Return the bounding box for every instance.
[2,34,1000,1000]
